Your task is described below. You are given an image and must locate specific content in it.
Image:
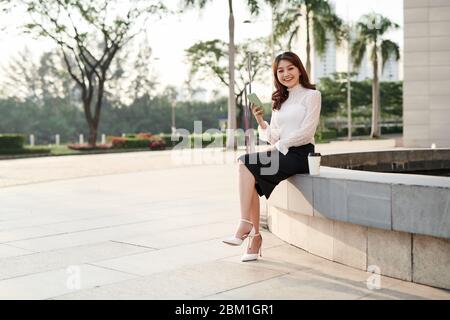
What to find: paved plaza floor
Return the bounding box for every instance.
[0,136,449,299]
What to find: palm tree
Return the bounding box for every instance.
[273,0,344,76]
[351,12,400,138]
[183,0,279,149]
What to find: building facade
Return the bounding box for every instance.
[403,0,450,148]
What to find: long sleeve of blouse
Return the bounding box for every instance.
[258,84,321,155]
[257,111,280,145]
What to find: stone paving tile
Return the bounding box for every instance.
[218,243,450,300]
[0,244,34,259]
[54,260,285,300]
[117,221,237,249]
[6,211,231,252]
[0,264,137,300]
[0,241,152,279]
[357,280,450,300]
[201,264,435,300]
[37,212,168,234]
[0,213,114,232]
[0,226,67,243]
[91,234,285,277]
[202,270,369,300]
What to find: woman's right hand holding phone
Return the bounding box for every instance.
[251,104,265,125]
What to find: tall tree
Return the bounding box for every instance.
[104,39,158,107]
[273,0,344,77]
[1,47,42,103]
[183,0,278,149]
[185,37,272,129]
[351,12,400,138]
[6,0,166,146]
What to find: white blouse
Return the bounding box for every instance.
[258,83,321,155]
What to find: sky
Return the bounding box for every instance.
[0,0,403,101]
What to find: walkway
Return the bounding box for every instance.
[0,136,449,299]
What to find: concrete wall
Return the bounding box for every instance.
[403,0,450,148]
[265,161,450,289]
[268,205,450,290]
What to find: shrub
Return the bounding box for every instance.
[0,148,50,155]
[136,133,153,140]
[160,131,258,149]
[109,133,166,150]
[160,133,181,149]
[0,134,25,149]
[148,135,166,150]
[111,137,148,149]
[314,129,337,143]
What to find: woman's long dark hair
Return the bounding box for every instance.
[271,51,316,110]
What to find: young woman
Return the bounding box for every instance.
[223,51,321,262]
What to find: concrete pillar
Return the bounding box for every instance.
[403,1,450,147]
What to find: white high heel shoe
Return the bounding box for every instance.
[241,233,262,262]
[222,219,256,246]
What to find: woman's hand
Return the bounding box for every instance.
[251,104,264,125]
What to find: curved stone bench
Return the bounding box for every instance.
[266,148,450,290]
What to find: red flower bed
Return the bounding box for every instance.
[109,133,166,150]
[149,140,165,150]
[67,143,112,151]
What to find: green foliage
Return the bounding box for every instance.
[317,74,402,119]
[273,0,344,56]
[0,147,51,155]
[380,81,403,117]
[185,37,272,90]
[110,138,150,149]
[0,97,86,144]
[0,134,25,149]
[351,12,400,71]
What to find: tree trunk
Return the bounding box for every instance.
[237,104,242,130]
[305,10,312,77]
[88,122,98,146]
[236,94,241,130]
[91,73,106,147]
[226,0,237,150]
[371,48,381,138]
[84,100,98,147]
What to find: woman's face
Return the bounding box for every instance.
[276,59,301,88]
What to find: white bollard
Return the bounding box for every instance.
[55,134,60,146]
[101,134,106,145]
[30,134,35,146]
[79,134,84,145]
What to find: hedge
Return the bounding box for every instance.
[0,148,50,155]
[161,132,257,149]
[0,134,25,149]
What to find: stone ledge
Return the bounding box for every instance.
[270,168,449,238]
[270,149,450,239]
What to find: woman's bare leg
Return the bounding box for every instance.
[234,160,256,237]
[249,186,260,232]
[247,186,262,254]
[234,160,263,254]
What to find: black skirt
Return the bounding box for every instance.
[237,143,315,199]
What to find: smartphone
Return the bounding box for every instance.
[247,93,263,107]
